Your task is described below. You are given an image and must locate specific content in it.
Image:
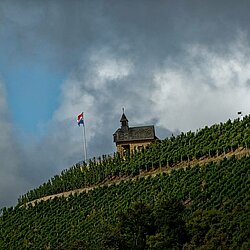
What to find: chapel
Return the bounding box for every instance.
[113,111,158,157]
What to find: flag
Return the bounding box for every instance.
[77,112,84,126]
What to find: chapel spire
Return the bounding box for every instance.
[120,108,129,130]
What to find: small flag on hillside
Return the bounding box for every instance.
[238,111,243,121]
[77,112,84,126]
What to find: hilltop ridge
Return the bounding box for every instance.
[18,115,250,206]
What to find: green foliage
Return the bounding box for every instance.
[101,199,187,250]
[148,198,187,249]
[102,202,156,250]
[1,156,249,249]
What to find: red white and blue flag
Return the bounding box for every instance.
[77,112,84,126]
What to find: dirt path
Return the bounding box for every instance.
[24,147,250,207]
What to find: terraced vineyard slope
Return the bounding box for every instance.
[18,116,250,205]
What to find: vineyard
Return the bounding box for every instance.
[18,115,250,205]
[0,116,250,249]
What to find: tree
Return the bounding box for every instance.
[102,199,188,250]
[148,198,188,249]
[102,202,155,250]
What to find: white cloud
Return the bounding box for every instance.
[151,37,250,131]
[54,49,134,136]
[90,50,133,83]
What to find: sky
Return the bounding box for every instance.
[1,0,250,208]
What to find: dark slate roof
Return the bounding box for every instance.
[113,125,156,143]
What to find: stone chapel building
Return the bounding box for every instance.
[113,112,158,157]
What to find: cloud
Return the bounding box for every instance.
[0,80,28,207]
[151,34,250,131]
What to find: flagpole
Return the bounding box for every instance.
[78,112,87,163]
[83,122,87,163]
[81,125,85,162]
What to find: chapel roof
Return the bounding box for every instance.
[113,125,156,143]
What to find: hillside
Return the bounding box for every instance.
[18,115,250,205]
[1,116,250,249]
